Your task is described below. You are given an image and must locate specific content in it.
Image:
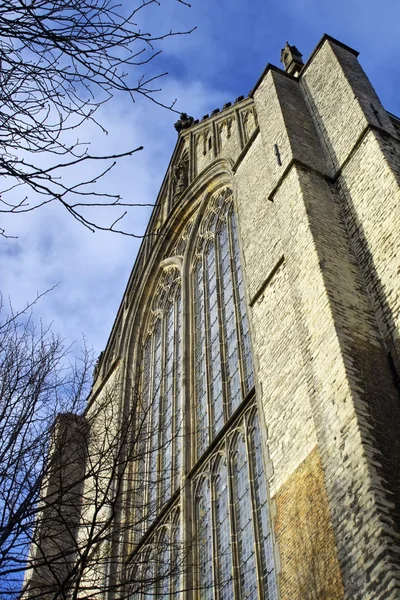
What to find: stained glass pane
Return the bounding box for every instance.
[196,478,214,600]
[158,530,170,599]
[173,291,182,491]
[160,304,174,505]
[134,337,152,537]
[229,210,254,393]
[250,416,278,600]
[142,555,154,600]
[214,459,234,600]
[217,222,241,416]
[232,434,257,600]
[172,512,181,598]
[147,320,162,523]
[194,260,208,458]
[205,243,224,437]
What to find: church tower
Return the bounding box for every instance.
[26,34,400,600]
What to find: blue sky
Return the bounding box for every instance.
[1,0,399,366]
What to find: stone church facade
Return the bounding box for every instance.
[28,34,400,600]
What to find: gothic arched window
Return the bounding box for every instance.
[130,188,277,600]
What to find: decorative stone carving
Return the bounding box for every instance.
[217,116,235,148]
[93,351,104,380]
[194,128,212,157]
[242,107,257,142]
[170,214,195,257]
[174,112,194,133]
[172,151,189,200]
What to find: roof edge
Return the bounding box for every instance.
[250,34,359,98]
[299,33,359,77]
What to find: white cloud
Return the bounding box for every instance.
[0,74,228,361]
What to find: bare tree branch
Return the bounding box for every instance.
[0,0,194,237]
[0,296,186,599]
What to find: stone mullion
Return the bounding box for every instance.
[136,338,153,541]
[203,246,214,447]
[180,242,195,600]
[143,330,155,532]
[148,319,162,524]
[157,308,168,513]
[171,292,180,496]
[214,223,230,427]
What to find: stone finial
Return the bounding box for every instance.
[93,350,104,380]
[280,42,304,77]
[174,112,194,133]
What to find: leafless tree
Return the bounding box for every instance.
[0,0,193,238]
[0,297,184,600]
[0,295,92,597]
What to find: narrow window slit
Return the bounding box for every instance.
[274,143,282,166]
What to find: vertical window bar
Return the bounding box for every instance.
[205,240,224,438]
[194,258,209,458]
[247,412,278,600]
[217,214,241,417]
[173,289,182,491]
[135,337,152,540]
[147,319,162,524]
[228,208,254,394]
[232,432,258,600]
[160,303,175,506]
[214,456,234,600]
[196,477,214,600]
